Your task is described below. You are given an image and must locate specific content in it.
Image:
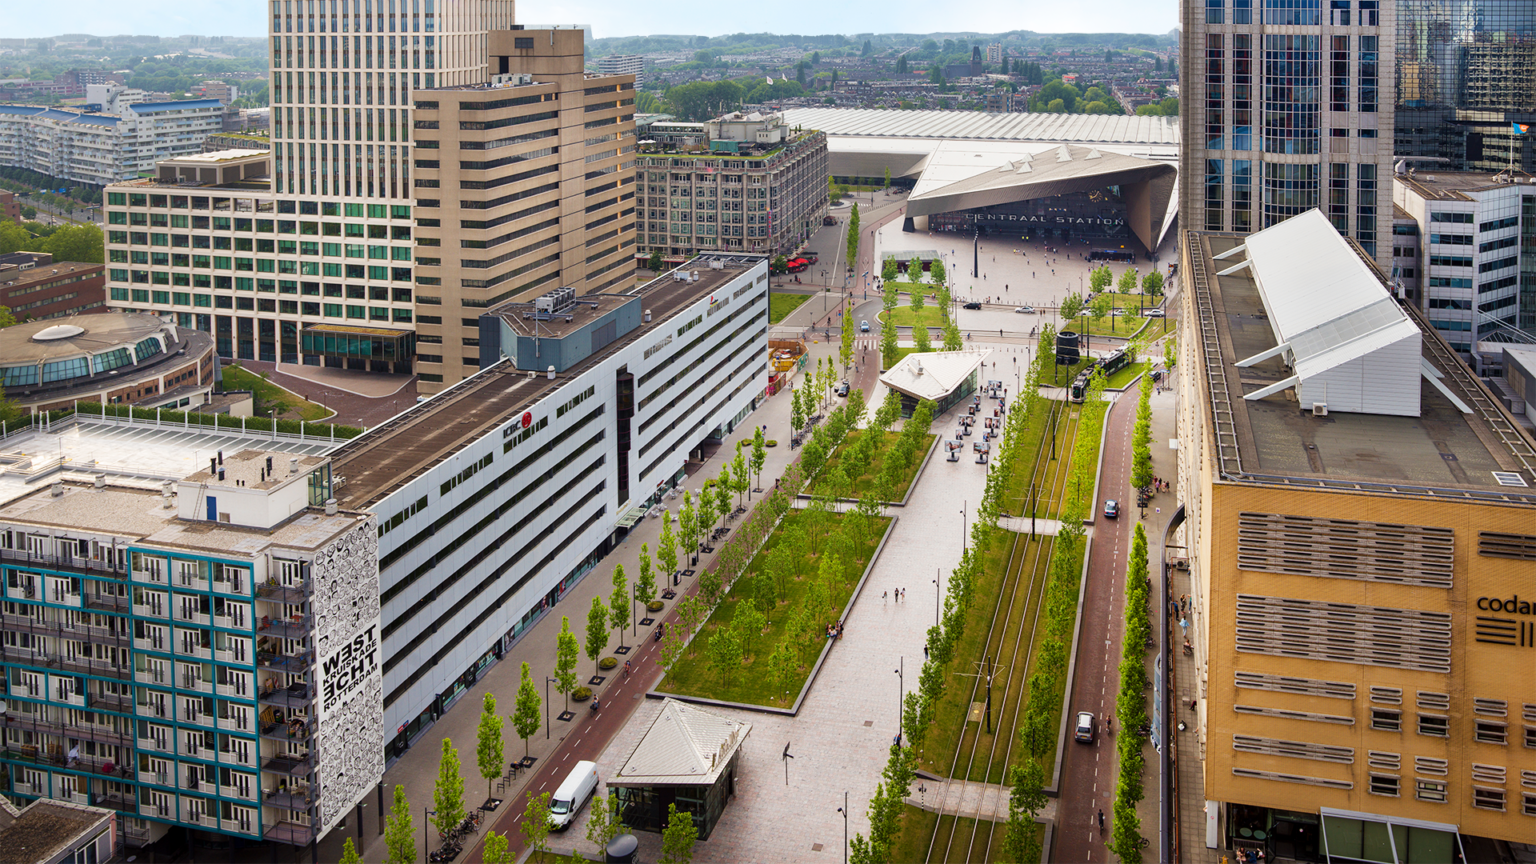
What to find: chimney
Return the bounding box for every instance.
[217,450,223,465]
[324,498,338,516]
[50,481,64,498]
[210,457,217,476]
[289,457,298,475]
[217,468,225,481]
[162,481,174,509]
[547,365,555,380]
[94,474,105,490]
[265,455,273,475]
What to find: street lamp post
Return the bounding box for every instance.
[932,569,941,627]
[424,808,435,863]
[960,502,967,552]
[544,677,555,739]
[893,657,904,740]
[836,791,849,864]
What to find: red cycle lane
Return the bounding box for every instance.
[1053,390,1136,863]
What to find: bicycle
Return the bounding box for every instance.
[623,660,632,680]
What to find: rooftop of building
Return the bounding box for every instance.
[781,106,1179,146]
[183,449,329,492]
[0,310,158,366]
[491,292,633,340]
[612,699,751,788]
[1184,227,1536,504]
[327,255,766,509]
[0,260,101,291]
[1393,168,1536,201]
[881,349,990,401]
[0,799,111,864]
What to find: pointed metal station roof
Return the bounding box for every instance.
[611,699,751,788]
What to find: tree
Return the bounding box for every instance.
[791,385,806,433]
[477,692,505,804]
[482,831,513,864]
[1089,264,1114,294]
[714,470,731,523]
[609,564,630,648]
[677,493,698,568]
[697,482,718,544]
[883,166,891,189]
[881,257,899,283]
[1002,759,1047,864]
[340,837,363,864]
[768,642,796,704]
[648,250,664,271]
[846,203,860,268]
[734,602,766,657]
[1059,292,1085,328]
[512,663,541,760]
[1164,337,1177,370]
[862,39,873,57]
[554,616,578,713]
[708,625,742,684]
[520,792,552,858]
[839,307,854,377]
[896,53,908,74]
[913,316,932,352]
[910,287,924,312]
[751,425,768,491]
[930,258,946,287]
[384,785,415,864]
[657,507,675,581]
[585,595,609,679]
[585,792,623,858]
[1090,292,1114,333]
[1118,267,1139,296]
[771,254,788,275]
[660,803,699,864]
[1142,269,1165,297]
[0,305,17,329]
[432,738,466,843]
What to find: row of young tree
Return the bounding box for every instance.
[878,257,962,367]
[846,203,861,274]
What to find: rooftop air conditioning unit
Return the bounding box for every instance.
[1312,402,1328,417]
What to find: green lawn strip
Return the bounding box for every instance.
[888,806,1043,864]
[768,291,812,324]
[219,364,333,422]
[1104,361,1149,391]
[999,399,1078,519]
[880,305,945,329]
[1038,358,1092,389]
[886,281,943,297]
[655,511,893,707]
[807,429,937,501]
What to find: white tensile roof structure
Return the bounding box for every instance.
[1222,209,1446,417]
[880,350,990,402]
[611,699,751,788]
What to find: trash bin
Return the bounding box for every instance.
[606,833,639,863]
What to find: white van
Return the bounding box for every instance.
[548,761,599,831]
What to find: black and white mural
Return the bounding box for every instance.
[311,519,384,841]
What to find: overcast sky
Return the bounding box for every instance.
[12,0,1177,41]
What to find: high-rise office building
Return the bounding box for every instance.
[1180,0,1396,269]
[597,53,645,85]
[1395,0,1535,175]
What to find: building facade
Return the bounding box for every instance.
[1180,0,1396,269]
[0,450,383,853]
[1392,170,1536,361]
[1176,216,1536,859]
[597,54,646,85]
[0,259,106,322]
[409,27,638,392]
[0,101,224,186]
[1395,0,1535,176]
[634,113,828,263]
[102,150,419,372]
[319,255,768,759]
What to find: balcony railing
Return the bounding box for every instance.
[262,788,312,811]
[255,649,312,674]
[0,646,131,681]
[1,714,132,749]
[260,715,315,744]
[263,820,314,847]
[256,580,310,606]
[258,683,312,710]
[256,615,311,639]
[87,690,134,713]
[83,593,130,613]
[261,755,312,777]
[0,546,129,580]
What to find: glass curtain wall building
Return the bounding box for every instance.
[1182,0,1396,271]
[1395,0,1536,175]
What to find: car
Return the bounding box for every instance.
[835,381,850,397]
[1074,711,1096,744]
[801,252,819,264]
[962,301,982,310]
[1103,499,1121,519]
[1014,305,1035,314]
[1146,308,1165,318]
[860,320,870,332]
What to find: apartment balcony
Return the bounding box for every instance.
[133,635,169,655]
[255,648,312,675]
[214,646,251,665]
[255,579,309,606]
[1,715,132,750]
[221,782,258,803]
[133,667,169,688]
[215,679,253,700]
[257,683,311,710]
[262,787,312,812]
[263,821,314,847]
[41,587,81,608]
[138,770,171,788]
[212,576,249,597]
[0,646,131,681]
[181,807,218,829]
[173,639,211,661]
[216,713,254,735]
[261,755,312,778]
[132,601,168,619]
[87,690,134,713]
[172,572,210,593]
[256,614,310,639]
[94,790,137,814]
[260,715,314,744]
[137,735,173,756]
[218,747,258,770]
[171,608,210,627]
[0,547,129,581]
[213,610,251,631]
[178,675,213,695]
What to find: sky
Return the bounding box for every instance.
[11,0,1178,41]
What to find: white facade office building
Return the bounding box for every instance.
[321,255,769,756]
[597,54,645,84]
[0,101,224,186]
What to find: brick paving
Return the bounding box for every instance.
[238,359,418,429]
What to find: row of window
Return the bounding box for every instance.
[107,193,408,220]
[109,288,412,322]
[110,262,411,283]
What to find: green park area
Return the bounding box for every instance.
[809,429,938,502]
[891,808,1044,864]
[769,291,812,324]
[654,510,893,707]
[220,364,333,422]
[880,305,945,330]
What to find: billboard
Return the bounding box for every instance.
[311,519,384,841]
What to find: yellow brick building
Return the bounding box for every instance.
[1175,213,1536,862]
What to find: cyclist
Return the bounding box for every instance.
[1098,809,1105,832]
[623,660,632,679]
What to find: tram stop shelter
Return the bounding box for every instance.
[879,350,990,417]
[610,699,751,841]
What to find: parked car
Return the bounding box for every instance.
[860,320,870,332]
[835,381,850,397]
[1103,499,1121,519]
[1146,308,1165,318]
[962,301,982,310]
[548,761,599,831]
[1074,711,1096,744]
[1014,305,1035,314]
[823,215,838,225]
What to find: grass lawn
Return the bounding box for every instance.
[220,364,333,422]
[998,398,1082,520]
[889,805,1044,864]
[886,280,943,297]
[655,511,893,707]
[1105,361,1149,390]
[883,346,940,369]
[769,291,812,324]
[809,429,938,501]
[881,305,945,329]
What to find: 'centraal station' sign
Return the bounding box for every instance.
[963,213,1126,226]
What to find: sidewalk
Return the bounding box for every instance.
[319,344,824,864]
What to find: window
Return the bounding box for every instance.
[1418,714,1449,737]
[1416,779,1447,802]
[1473,787,1506,811]
[1368,774,1400,797]
[1476,720,1507,745]
[1370,709,1401,732]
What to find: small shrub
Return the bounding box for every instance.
[598,657,618,670]
[766,439,778,447]
[647,600,665,612]
[572,686,592,702]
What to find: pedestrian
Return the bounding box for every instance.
[883,590,888,604]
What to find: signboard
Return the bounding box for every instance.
[311,520,385,842]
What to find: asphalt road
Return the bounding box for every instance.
[1053,386,1136,863]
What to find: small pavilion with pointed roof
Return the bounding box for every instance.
[608,699,751,839]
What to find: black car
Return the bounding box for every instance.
[835,381,850,397]
[1103,499,1121,519]
[962,301,982,310]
